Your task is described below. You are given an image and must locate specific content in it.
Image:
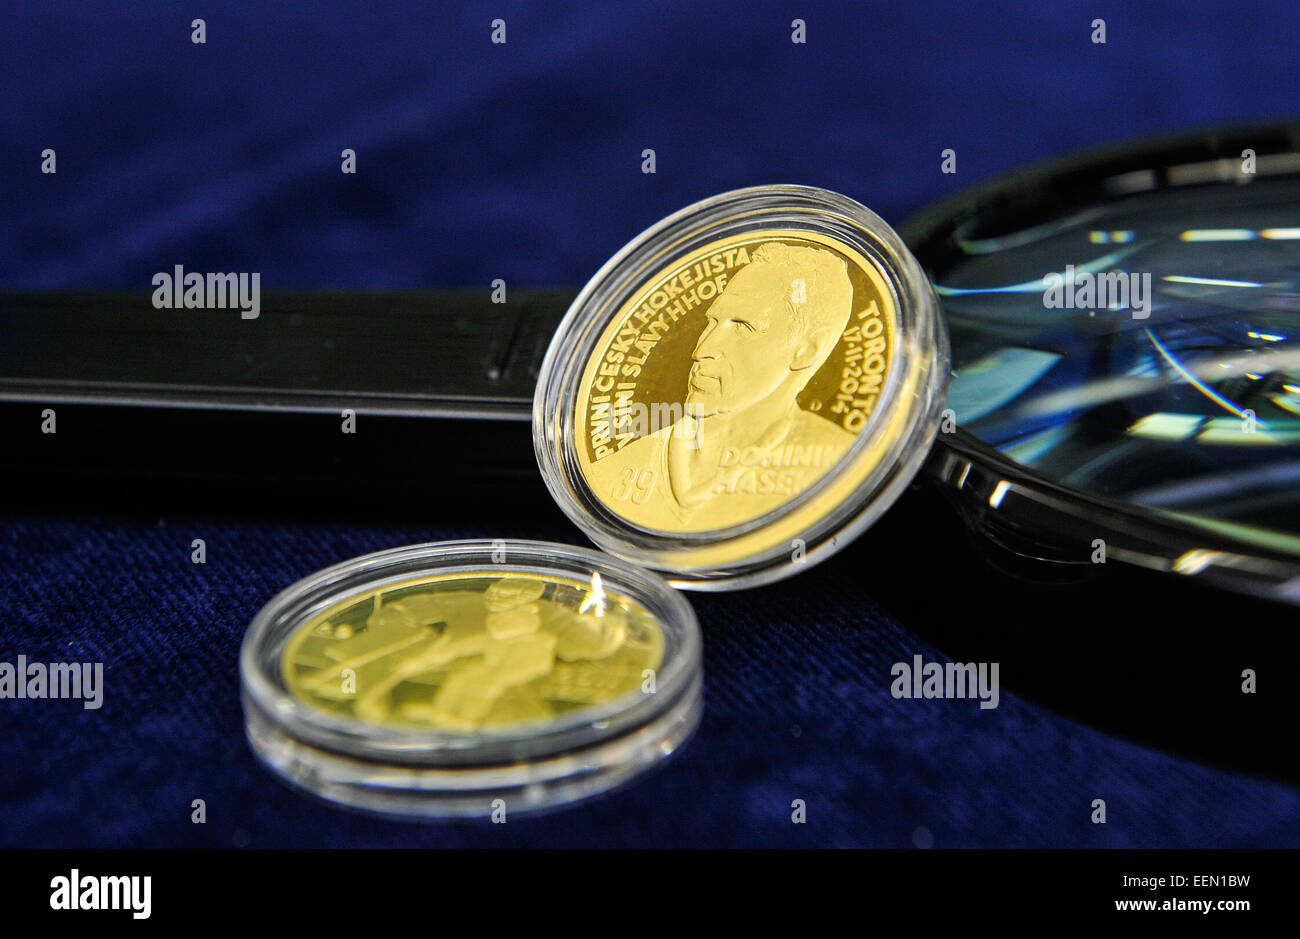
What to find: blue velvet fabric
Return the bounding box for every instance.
[2,1,1298,847]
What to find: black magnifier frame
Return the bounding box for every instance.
[900,120,1300,607]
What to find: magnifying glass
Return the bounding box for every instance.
[902,120,1300,606]
[3,121,1298,604]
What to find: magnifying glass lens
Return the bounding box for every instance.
[937,169,1300,553]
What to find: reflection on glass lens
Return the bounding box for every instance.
[935,172,1300,553]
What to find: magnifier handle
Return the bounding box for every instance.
[0,289,573,491]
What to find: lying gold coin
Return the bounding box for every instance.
[282,571,664,732]
[243,540,702,818]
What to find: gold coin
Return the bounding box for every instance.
[576,230,897,533]
[535,186,948,588]
[281,571,664,732]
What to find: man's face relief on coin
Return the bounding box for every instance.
[577,232,896,532]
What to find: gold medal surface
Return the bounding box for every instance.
[282,571,664,732]
[575,230,897,533]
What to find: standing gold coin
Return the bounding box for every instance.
[282,571,664,732]
[534,186,948,588]
[576,230,896,532]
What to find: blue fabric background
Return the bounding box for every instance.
[2,1,1299,847]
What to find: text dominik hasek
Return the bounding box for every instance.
[152,265,260,319]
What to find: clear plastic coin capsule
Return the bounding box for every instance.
[534,185,950,589]
[240,540,702,818]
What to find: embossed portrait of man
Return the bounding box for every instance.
[588,241,858,529]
